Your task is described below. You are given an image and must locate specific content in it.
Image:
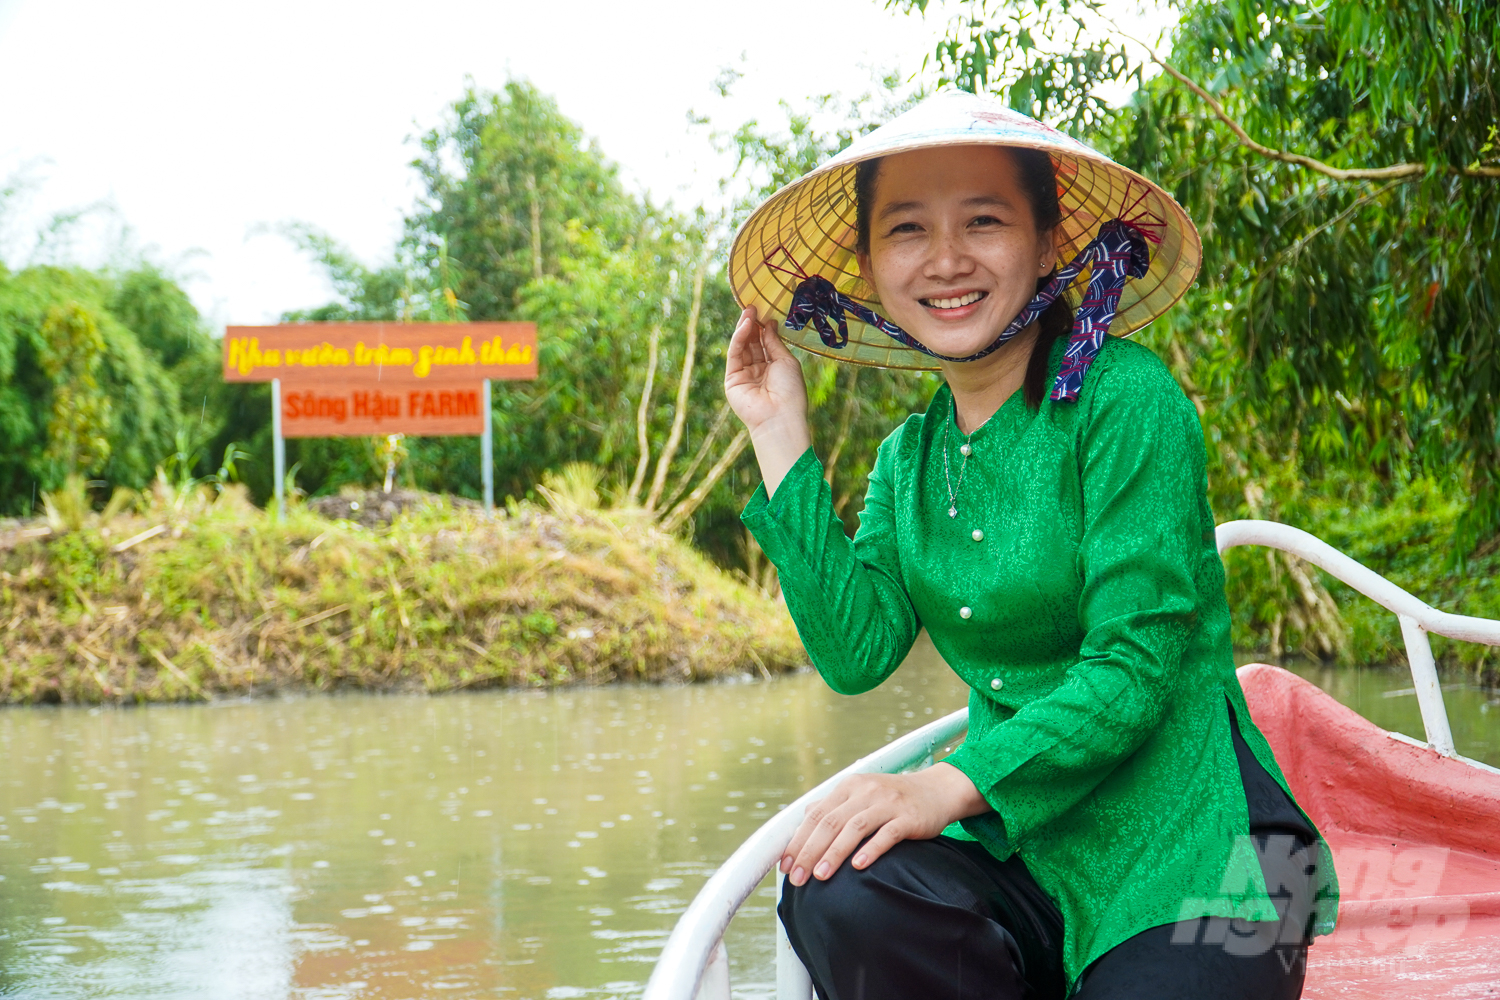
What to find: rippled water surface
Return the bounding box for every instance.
[0,639,970,999]
[1,643,1495,999]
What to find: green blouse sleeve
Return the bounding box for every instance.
[740,440,919,695]
[946,367,1204,854]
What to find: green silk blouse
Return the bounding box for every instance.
[741,336,1338,988]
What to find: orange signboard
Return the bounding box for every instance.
[279,382,485,438]
[223,322,538,384]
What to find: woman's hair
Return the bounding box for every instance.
[853,148,1074,410]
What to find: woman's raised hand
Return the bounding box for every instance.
[725,306,807,432]
[725,306,812,497]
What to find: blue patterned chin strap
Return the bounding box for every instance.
[777,217,1155,403]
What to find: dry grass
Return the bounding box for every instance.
[0,488,806,703]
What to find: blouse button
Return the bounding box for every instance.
[971,529,984,542]
[990,677,1004,691]
[959,606,972,620]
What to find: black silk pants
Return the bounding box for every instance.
[778,704,1319,1000]
[778,832,1316,1000]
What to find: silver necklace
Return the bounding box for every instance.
[941,416,975,518]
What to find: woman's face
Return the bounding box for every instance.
[858,145,1057,360]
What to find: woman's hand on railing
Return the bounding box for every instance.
[725,306,812,499]
[779,762,989,886]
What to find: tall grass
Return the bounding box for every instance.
[0,488,805,704]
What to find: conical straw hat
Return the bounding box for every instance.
[728,91,1201,370]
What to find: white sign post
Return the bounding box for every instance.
[271,377,286,520]
[481,379,494,515]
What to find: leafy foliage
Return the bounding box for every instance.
[39,302,111,475]
[0,264,202,513]
[896,0,1131,130]
[901,0,1500,546]
[893,0,1500,663]
[407,80,645,321]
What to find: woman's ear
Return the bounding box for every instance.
[856,250,875,293]
[1039,227,1059,275]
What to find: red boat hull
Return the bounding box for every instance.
[1239,664,1500,998]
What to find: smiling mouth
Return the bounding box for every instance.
[921,291,987,310]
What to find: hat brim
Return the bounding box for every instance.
[729,119,1201,371]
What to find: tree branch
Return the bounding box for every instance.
[1251,179,1404,288]
[645,248,713,513]
[627,306,666,505]
[659,428,750,535]
[1117,28,1500,182]
[658,401,734,515]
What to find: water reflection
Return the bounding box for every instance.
[2,646,1495,999]
[1284,659,1500,765]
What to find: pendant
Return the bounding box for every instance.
[949,506,958,518]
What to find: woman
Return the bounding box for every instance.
[723,92,1337,1000]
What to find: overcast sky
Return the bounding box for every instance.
[0,0,1170,332]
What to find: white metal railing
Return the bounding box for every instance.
[1216,519,1500,758]
[641,707,969,1000]
[646,519,1500,1000]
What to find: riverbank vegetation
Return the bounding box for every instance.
[3,0,1498,697]
[0,471,805,704]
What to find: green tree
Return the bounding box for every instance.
[109,263,222,444]
[895,0,1499,551]
[885,0,1500,661]
[109,264,211,369]
[408,80,645,320]
[0,265,187,513]
[39,302,111,476]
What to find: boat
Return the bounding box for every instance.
[642,519,1500,1000]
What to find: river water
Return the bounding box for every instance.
[1,642,1496,1000]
